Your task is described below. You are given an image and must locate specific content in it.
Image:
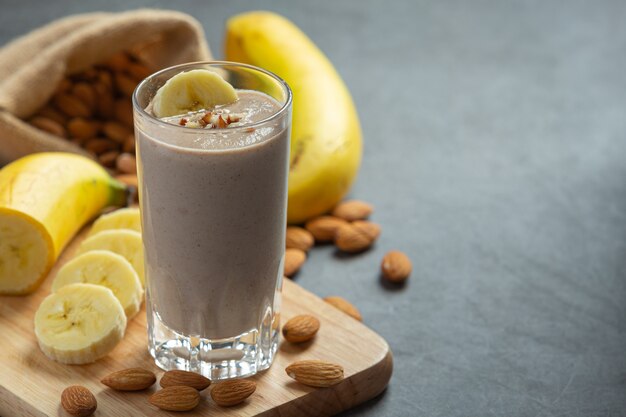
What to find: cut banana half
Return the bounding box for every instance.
[34,283,126,364]
[77,230,145,287]
[0,208,53,294]
[52,250,143,318]
[89,207,141,237]
[151,69,239,118]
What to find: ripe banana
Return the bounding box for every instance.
[225,11,363,224]
[77,230,145,286]
[89,207,141,237]
[34,283,127,364]
[52,250,143,318]
[152,69,238,117]
[0,153,127,295]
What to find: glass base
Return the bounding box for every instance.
[147,306,280,380]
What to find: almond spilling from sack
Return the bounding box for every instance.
[381,250,412,283]
[334,221,381,253]
[304,216,348,242]
[28,51,149,178]
[149,385,200,412]
[285,360,344,387]
[282,314,320,343]
[210,379,256,407]
[331,200,373,221]
[160,369,211,391]
[286,226,314,251]
[284,248,306,277]
[324,296,362,321]
[61,385,97,417]
[101,367,156,391]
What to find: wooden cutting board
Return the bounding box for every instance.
[0,226,392,417]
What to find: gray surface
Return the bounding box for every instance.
[2,1,626,416]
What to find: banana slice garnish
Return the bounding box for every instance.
[152,69,238,118]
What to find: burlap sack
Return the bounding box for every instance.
[0,9,212,164]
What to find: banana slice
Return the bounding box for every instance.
[77,230,145,287]
[0,208,53,294]
[151,69,238,118]
[89,207,141,237]
[34,283,126,364]
[52,250,143,318]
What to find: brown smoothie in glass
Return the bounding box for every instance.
[137,90,288,339]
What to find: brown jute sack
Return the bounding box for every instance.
[0,9,212,164]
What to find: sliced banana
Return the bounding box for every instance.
[89,207,141,237]
[77,230,145,286]
[52,250,143,318]
[34,283,126,364]
[151,69,239,118]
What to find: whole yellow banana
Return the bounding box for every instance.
[0,152,127,294]
[225,11,363,224]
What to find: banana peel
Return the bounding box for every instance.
[225,11,363,224]
[0,152,127,294]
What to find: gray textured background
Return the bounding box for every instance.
[2,1,626,416]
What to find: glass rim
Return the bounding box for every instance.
[131,61,293,133]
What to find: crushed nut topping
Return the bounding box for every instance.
[170,110,245,130]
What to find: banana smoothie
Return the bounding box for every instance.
[133,65,292,378]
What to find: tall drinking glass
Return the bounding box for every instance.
[132,62,292,380]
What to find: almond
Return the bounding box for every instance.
[61,385,97,417]
[123,134,136,153]
[282,314,320,343]
[94,83,115,119]
[304,216,348,242]
[101,367,156,391]
[334,221,380,253]
[284,248,306,277]
[210,379,256,407]
[323,296,362,321]
[115,73,138,97]
[55,78,72,95]
[53,93,91,118]
[149,386,200,412]
[114,98,134,127]
[99,150,120,168]
[67,118,99,140]
[285,360,344,387]
[160,369,211,391]
[381,250,412,283]
[103,52,131,72]
[30,116,66,137]
[85,138,119,155]
[116,152,137,174]
[36,105,67,125]
[331,200,373,221]
[286,226,314,251]
[115,174,137,188]
[103,121,132,144]
[97,69,114,90]
[127,62,152,81]
[71,82,96,111]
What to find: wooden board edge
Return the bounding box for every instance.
[261,341,394,416]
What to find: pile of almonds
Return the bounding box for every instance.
[284,199,412,321]
[62,350,342,414]
[27,51,150,178]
